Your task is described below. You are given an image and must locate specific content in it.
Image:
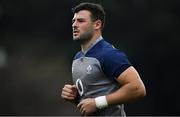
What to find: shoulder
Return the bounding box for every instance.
[92,39,116,55]
[88,39,128,61]
[97,40,131,78]
[98,40,127,60]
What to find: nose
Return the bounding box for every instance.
[72,20,77,28]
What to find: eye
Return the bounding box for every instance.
[78,19,85,23]
[72,19,75,24]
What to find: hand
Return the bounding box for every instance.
[61,84,77,101]
[77,98,97,116]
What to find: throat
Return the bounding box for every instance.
[81,41,92,53]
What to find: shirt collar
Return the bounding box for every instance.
[82,36,103,55]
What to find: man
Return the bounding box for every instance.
[61,2,146,116]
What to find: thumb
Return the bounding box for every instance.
[72,85,77,93]
[72,85,77,89]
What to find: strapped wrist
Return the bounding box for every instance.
[95,96,108,109]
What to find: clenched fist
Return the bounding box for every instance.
[61,84,77,102]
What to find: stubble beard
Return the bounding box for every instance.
[73,30,93,44]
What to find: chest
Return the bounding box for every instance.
[72,57,103,82]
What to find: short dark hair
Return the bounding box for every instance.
[72,2,105,30]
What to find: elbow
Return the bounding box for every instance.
[131,83,146,99]
[139,87,146,98]
[137,84,146,98]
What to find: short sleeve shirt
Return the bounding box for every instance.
[72,37,131,116]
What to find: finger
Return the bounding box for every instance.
[78,102,86,115]
[82,109,86,116]
[66,84,77,90]
[63,86,75,95]
[65,84,73,88]
[62,89,75,98]
[72,85,77,89]
[79,106,85,115]
[61,94,75,100]
[84,111,87,116]
[61,91,76,100]
[64,84,75,91]
[80,105,84,114]
[62,91,76,98]
[77,101,82,109]
[71,85,78,91]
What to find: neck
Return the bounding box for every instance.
[81,33,101,53]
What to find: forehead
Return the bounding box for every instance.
[72,10,91,20]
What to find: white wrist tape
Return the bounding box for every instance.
[95,96,108,109]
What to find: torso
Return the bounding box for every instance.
[72,39,131,116]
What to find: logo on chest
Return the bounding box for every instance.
[86,65,93,74]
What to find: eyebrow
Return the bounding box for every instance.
[72,18,86,22]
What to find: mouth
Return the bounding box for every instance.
[73,30,79,35]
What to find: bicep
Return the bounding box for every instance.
[116,66,143,86]
[106,66,146,105]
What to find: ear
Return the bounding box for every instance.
[94,20,102,30]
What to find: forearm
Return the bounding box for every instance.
[106,83,146,106]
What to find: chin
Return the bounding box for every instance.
[73,38,81,43]
[73,38,85,44]
[73,37,79,41]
